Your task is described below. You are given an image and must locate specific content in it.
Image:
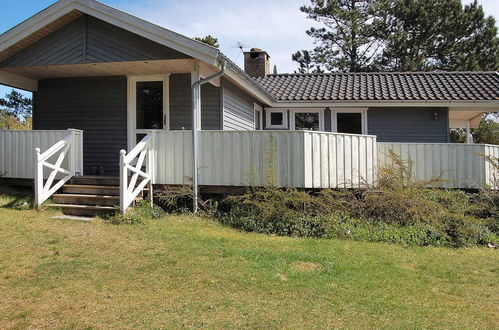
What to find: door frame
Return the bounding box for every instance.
[127,75,170,151]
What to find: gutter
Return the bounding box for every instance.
[191,58,226,213]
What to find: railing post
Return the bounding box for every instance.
[34,148,43,210]
[72,129,84,176]
[119,149,127,214]
[148,130,155,207]
[68,129,77,176]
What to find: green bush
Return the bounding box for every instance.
[212,149,499,248]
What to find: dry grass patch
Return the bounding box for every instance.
[291,261,323,272]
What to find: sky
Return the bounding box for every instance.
[1,0,498,98]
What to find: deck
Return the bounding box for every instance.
[1,129,498,191]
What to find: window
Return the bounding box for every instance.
[265,109,288,129]
[333,108,368,135]
[290,109,324,131]
[254,103,263,130]
[337,113,362,134]
[136,81,163,130]
[271,112,283,125]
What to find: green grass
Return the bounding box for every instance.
[0,191,498,329]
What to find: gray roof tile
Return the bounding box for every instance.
[253,72,499,102]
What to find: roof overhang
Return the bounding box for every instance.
[0,0,220,67]
[269,100,499,109]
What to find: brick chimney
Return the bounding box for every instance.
[244,48,270,78]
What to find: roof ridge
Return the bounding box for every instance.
[265,71,499,77]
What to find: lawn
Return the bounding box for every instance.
[0,191,498,329]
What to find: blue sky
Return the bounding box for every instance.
[1,0,498,99]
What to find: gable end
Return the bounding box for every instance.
[0,14,190,68]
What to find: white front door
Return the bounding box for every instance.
[127,76,170,150]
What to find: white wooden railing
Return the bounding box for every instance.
[34,129,83,209]
[378,143,499,189]
[0,129,80,179]
[119,133,154,213]
[150,130,377,188]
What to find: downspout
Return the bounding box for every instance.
[191,59,226,213]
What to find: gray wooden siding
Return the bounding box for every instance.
[0,15,189,67]
[169,74,190,130]
[34,76,127,176]
[222,78,256,130]
[1,18,84,67]
[324,108,332,132]
[169,73,221,130]
[367,107,449,142]
[201,83,221,130]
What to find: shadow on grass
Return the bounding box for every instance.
[0,186,34,210]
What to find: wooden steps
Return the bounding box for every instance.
[48,176,120,216]
[71,175,120,186]
[52,194,120,207]
[47,175,145,217]
[49,204,116,217]
[62,184,120,196]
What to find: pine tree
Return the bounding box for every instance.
[194,35,219,48]
[295,0,499,72]
[292,50,324,73]
[0,90,32,130]
[377,0,499,71]
[294,0,384,72]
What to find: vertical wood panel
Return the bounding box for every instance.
[377,143,494,189]
[0,130,72,179]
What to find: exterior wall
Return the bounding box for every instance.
[169,73,221,130]
[34,74,221,175]
[34,76,127,176]
[222,78,257,130]
[0,15,189,67]
[367,107,449,143]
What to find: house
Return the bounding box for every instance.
[0,0,498,215]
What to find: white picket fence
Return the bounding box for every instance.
[150,130,377,188]
[377,143,499,189]
[0,129,83,179]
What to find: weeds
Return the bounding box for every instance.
[106,200,164,225]
[217,149,499,247]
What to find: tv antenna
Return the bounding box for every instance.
[232,41,248,62]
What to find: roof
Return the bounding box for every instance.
[0,0,498,108]
[254,72,499,103]
[0,0,220,66]
[0,0,278,103]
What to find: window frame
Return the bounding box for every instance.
[254,103,263,130]
[289,108,325,131]
[332,107,368,135]
[265,108,288,129]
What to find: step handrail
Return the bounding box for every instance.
[34,129,83,209]
[119,132,154,213]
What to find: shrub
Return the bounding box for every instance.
[220,187,323,236]
[213,149,499,248]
